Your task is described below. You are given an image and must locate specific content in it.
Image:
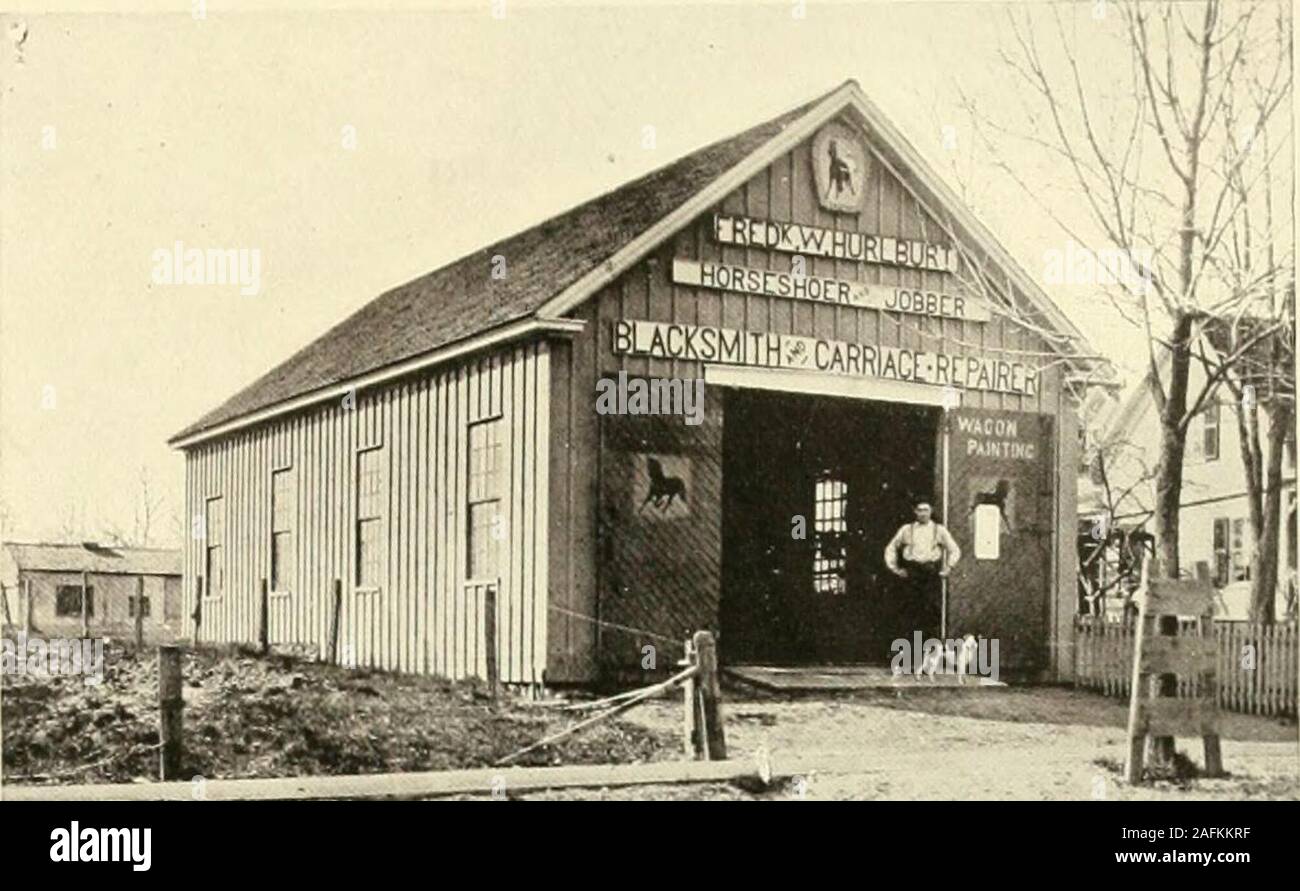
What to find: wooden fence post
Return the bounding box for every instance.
[259,578,269,655]
[681,637,699,758]
[80,570,90,638]
[158,645,184,780]
[484,583,499,699]
[692,630,726,760]
[329,579,343,664]
[134,576,145,649]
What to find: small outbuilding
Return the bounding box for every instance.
[0,542,183,640]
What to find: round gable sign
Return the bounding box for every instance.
[812,123,869,214]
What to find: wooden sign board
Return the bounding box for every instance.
[1124,565,1223,783]
[613,319,1038,397]
[811,122,870,214]
[671,259,989,322]
[713,213,958,274]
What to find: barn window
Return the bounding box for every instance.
[205,496,224,598]
[55,585,95,617]
[128,592,151,618]
[1202,402,1220,462]
[271,468,295,592]
[467,419,504,580]
[356,447,384,588]
[812,475,848,595]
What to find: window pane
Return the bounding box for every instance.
[813,476,848,594]
[272,469,294,532]
[207,545,224,596]
[272,530,294,591]
[56,585,95,617]
[358,449,383,519]
[357,518,381,586]
[206,498,224,546]
[468,421,503,503]
[468,501,500,579]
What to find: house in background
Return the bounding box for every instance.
[1079,349,1297,621]
[0,542,183,640]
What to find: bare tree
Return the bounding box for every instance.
[964,0,1293,581]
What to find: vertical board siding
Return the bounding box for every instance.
[547,120,1067,679]
[182,342,552,685]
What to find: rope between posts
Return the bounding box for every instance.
[546,604,686,651]
[496,664,699,766]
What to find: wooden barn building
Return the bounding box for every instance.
[170,81,1109,686]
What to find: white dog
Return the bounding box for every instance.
[916,634,980,683]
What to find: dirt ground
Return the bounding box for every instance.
[514,683,1300,800]
[1,642,675,784]
[4,642,1295,799]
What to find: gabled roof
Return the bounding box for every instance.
[172,79,1109,448]
[3,542,182,576]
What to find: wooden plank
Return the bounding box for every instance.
[4,756,800,802]
[1143,695,1220,736]
[1146,578,1216,616]
[1141,635,1217,676]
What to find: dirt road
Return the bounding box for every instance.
[519,685,1299,800]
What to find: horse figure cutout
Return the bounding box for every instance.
[640,457,687,513]
[825,139,858,202]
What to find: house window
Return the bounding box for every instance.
[1212,518,1230,586]
[1212,516,1252,586]
[271,468,295,592]
[205,497,224,598]
[467,419,504,580]
[813,475,848,595]
[1231,518,1251,582]
[1203,402,1221,462]
[128,592,151,618]
[356,448,384,587]
[55,585,94,617]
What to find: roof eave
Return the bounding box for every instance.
[169,316,586,450]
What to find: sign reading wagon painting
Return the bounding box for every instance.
[613,320,1038,397]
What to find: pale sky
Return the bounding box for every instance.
[0,1,1234,546]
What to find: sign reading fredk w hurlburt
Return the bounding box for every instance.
[713,213,958,273]
[613,319,1038,396]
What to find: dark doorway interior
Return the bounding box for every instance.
[720,388,941,665]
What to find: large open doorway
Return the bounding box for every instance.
[720,388,942,665]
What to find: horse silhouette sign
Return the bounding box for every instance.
[636,453,690,520]
[812,122,869,213]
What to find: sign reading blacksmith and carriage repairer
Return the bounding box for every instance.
[812,122,870,213]
[613,319,1038,397]
[671,258,989,322]
[713,214,959,274]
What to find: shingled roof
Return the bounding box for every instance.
[2,542,182,577]
[170,87,834,444]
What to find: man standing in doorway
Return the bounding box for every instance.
[884,501,962,637]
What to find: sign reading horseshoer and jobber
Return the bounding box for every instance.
[713,213,959,274]
[671,258,989,322]
[613,319,1038,397]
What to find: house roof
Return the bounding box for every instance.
[172,79,1110,448]
[2,542,182,577]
